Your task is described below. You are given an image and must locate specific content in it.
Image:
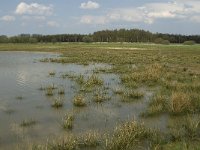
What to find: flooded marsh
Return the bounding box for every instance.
[0,43,200,149]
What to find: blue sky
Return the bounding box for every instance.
[0,0,200,35]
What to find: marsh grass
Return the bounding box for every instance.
[51,98,64,109]
[45,88,54,96]
[128,91,144,99]
[16,96,23,100]
[113,87,124,95]
[121,63,163,87]
[48,135,78,150]
[49,71,56,76]
[58,88,65,95]
[168,115,200,141]
[79,131,101,147]
[142,94,167,117]
[73,95,86,107]
[93,92,110,103]
[31,119,162,150]
[20,119,37,127]
[63,114,74,130]
[75,74,85,85]
[45,84,57,96]
[85,75,103,87]
[4,109,15,115]
[106,120,161,150]
[122,90,144,102]
[170,92,192,114]
[46,84,57,90]
[38,85,45,91]
[2,43,200,149]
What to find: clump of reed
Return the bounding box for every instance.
[75,74,85,85]
[16,96,23,100]
[45,88,54,96]
[45,84,57,96]
[20,119,37,127]
[85,75,103,87]
[93,93,109,103]
[38,85,45,91]
[63,114,74,130]
[58,88,65,95]
[51,98,64,109]
[121,63,163,86]
[106,120,161,150]
[79,131,100,147]
[46,84,57,90]
[142,94,167,117]
[170,91,192,114]
[128,91,144,99]
[73,95,86,107]
[122,90,144,102]
[48,135,78,150]
[113,87,124,95]
[49,71,56,76]
[168,115,200,141]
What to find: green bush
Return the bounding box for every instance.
[83,36,93,43]
[183,40,196,45]
[161,40,170,45]
[154,38,170,45]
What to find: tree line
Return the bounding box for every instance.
[0,29,199,44]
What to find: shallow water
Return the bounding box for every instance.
[0,51,167,149]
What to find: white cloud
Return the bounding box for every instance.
[15,2,53,16]
[80,15,107,24]
[80,1,100,9]
[21,15,46,21]
[80,0,200,25]
[1,15,15,22]
[47,21,60,27]
[107,9,146,23]
[191,16,200,23]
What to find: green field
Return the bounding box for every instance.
[0,42,200,52]
[0,43,200,149]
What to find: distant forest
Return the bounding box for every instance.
[0,29,200,44]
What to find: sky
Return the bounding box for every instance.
[0,0,200,35]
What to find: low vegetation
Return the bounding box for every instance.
[20,119,37,127]
[51,98,64,108]
[0,42,200,149]
[73,95,86,107]
[63,114,75,130]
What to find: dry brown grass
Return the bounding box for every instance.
[170,92,192,114]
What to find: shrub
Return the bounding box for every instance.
[83,36,93,43]
[183,40,196,45]
[154,38,170,45]
[161,40,170,45]
[154,38,164,44]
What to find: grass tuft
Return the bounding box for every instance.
[73,95,86,107]
[51,98,64,109]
